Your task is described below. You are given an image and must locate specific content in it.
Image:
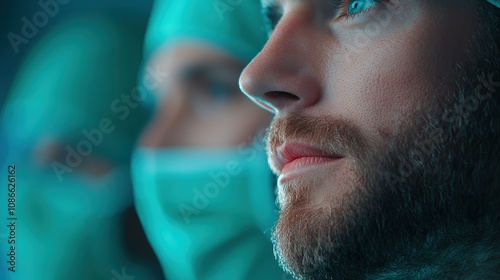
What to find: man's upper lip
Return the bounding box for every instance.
[274,142,344,172]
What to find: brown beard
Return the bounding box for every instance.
[267,4,500,280]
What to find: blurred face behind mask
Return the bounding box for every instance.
[139,43,271,148]
[132,42,284,279]
[16,152,134,280]
[2,12,153,280]
[130,0,290,278]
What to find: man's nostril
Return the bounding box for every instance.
[265,91,300,100]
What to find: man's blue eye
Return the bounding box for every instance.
[347,0,379,15]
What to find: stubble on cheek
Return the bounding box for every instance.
[324,0,480,143]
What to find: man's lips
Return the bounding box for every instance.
[273,142,344,181]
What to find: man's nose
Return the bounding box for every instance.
[239,5,322,116]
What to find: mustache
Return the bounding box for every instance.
[266,113,368,164]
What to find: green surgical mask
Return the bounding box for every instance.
[131,147,284,280]
[11,160,152,280]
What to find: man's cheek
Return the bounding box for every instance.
[328,58,417,138]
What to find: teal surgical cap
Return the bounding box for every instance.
[144,0,267,64]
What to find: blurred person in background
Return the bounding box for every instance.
[1,10,162,280]
[131,0,288,279]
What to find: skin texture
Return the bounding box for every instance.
[240,0,500,279]
[241,0,482,208]
[242,0,477,139]
[139,42,272,148]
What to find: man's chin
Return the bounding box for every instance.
[273,174,370,279]
[273,200,333,278]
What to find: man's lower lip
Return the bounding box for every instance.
[279,157,344,183]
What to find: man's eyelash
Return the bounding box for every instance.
[329,0,351,18]
[262,0,384,32]
[340,4,381,21]
[333,0,383,21]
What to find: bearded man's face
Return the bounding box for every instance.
[239,0,500,278]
